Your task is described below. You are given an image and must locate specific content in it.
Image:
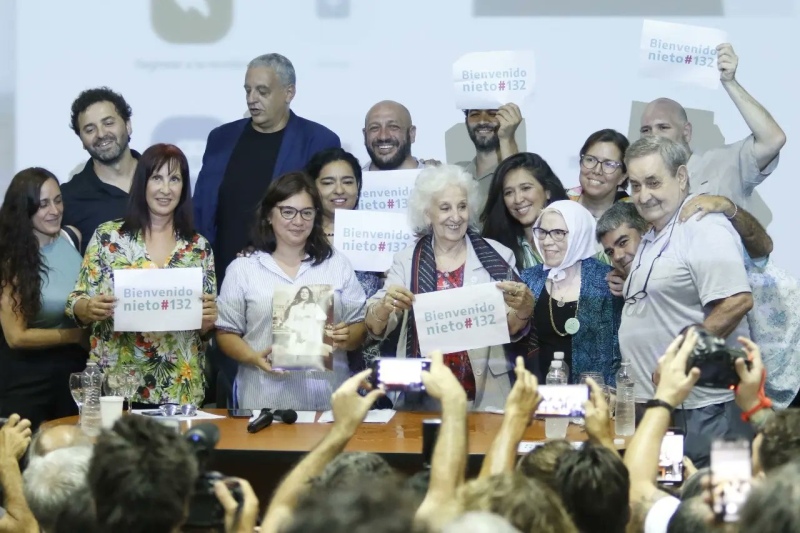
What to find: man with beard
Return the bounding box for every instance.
[457,103,522,201]
[63,87,139,254]
[362,100,437,171]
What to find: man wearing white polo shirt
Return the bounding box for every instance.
[619,135,754,467]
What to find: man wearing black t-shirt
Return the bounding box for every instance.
[193,53,341,287]
[62,87,139,254]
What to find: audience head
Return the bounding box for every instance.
[624,135,690,232]
[640,98,691,150]
[123,143,194,241]
[667,497,715,533]
[363,100,415,170]
[443,511,522,533]
[739,460,800,533]
[753,409,800,477]
[310,452,395,491]
[88,414,198,533]
[29,425,91,460]
[253,171,332,264]
[464,109,501,153]
[555,441,630,533]
[532,200,596,271]
[0,167,64,322]
[458,473,578,533]
[517,439,574,493]
[480,152,567,267]
[52,486,99,533]
[407,164,481,240]
[306,148,363,220]
[23,445,93,532]
[283,477,418,533]
[245,53,296,132]
[596,202,648,275]
[578,129,630,198]
[70,86,133,164]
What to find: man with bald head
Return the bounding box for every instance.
[28,424,90,459]
[362,100,437,171]
[640,44,785,225]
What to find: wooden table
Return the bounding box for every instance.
[45,409,626,503]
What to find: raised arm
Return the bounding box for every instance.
[718,44,786,171]
[0,415,37,533]
[496,103,522,161]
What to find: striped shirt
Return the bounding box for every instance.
[216,250,367,410]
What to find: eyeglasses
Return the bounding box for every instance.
[277,206,316,221]
[533,227,569,242]
[623,212,679,306]
[580,154,623,175]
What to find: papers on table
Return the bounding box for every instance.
[317,409,397,424]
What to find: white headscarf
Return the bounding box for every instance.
[533,200,597,281]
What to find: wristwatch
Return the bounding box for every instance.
[644,398,675,414]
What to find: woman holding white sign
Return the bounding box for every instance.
[520,200,622,387]
[365,165,536,411]
[67,144,218,407]
[215,172,368,411]
[481,152,569,270]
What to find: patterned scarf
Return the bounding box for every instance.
[404,230,540,374]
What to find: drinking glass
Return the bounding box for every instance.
[69,372,84,414]
[575,372,608,425]
[120,364,142,414]
[104,368,124,397]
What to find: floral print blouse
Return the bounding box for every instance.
[66,220,216,405]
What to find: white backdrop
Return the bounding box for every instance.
[8,0,799,272]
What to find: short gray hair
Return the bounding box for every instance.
[624,135,689,177]
[24,446,93,532]
[407,165,482,235]
[596,202,648,242]
[443,512,522,533]
[247,53,296,87]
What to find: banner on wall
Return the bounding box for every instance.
[639,20,729,90]
[453,51,536,109]
[359,169,421,213]
[333,210,415,272]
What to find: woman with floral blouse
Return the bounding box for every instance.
[67,144,217,406]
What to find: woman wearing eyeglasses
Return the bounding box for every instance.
[215,172,368,410]
[521,200,622,386]
[568,129,631,219]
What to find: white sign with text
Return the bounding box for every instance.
[113,267,203,332]
[413,283,509,355]
[639,20,728,90]
[359,169,420,213]
[333,210,415,272]
[453,51,536,109]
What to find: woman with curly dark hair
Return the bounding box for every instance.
[0,168,87,429]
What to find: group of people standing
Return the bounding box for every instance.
[0,47,794,467]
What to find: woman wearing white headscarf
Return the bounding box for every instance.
[520,200,622,385]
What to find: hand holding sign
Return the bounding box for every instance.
[79,294,116,323]
[201,294,218,333]
[453,51,536,110]
[496,281,534,319]
[496,103,522,141]
[716,43,738,82]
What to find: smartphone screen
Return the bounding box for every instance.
[228,409,253,418]
[375,358,431,391]
[711,438,752,523]
[657,430,685,485]
[534,385,589,417]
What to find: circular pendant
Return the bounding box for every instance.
[564,317,580,335]
[557,299,565,308]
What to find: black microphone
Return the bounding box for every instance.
[247,409,274,433]
[273,409,298,424]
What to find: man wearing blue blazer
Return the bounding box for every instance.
[193,53,341,286]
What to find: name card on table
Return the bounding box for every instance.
[453,51,536,110]
[113,268,203,332]
[333,210,416,273]
[639,20,728,90]
[413,283,509,355]
[359,169,421,213]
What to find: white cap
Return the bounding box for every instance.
[554,352,565,360]
[552,360,563,369]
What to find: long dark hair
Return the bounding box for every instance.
[0,168,59,322]
[283,285,316,322]
[480,153,568,269]
[580,129,630,190]
[252,172,333,265]
[121,143,194,241]
[305,148,363,209]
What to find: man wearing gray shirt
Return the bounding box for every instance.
[619,136,754,467]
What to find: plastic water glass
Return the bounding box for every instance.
[100,396,124,428]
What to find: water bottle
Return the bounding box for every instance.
[615,360,636,437]
[545,360,570,439]
[553,352,569,383]
[81,362,103,437]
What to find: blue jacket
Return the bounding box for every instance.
[522,258,623,387]
[192,111,341,245]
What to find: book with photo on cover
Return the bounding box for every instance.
[271,284,334,370]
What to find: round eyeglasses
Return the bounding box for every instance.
[277,206,316,221]
[533,227,569,242]
[580,154,623,175]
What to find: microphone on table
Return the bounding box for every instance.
[246,408,298,433]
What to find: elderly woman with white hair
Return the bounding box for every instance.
[365,165,536,410]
